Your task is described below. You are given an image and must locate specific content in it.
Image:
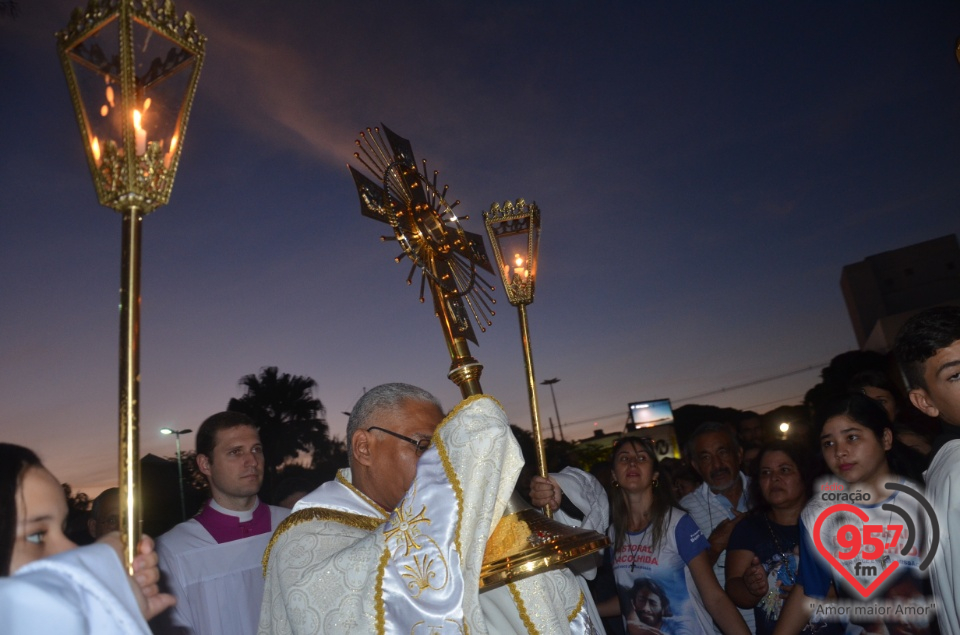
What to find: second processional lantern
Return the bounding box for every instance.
[56,0,205,569]
[348,125,607,588]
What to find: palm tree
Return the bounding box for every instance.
[227,367,343,478]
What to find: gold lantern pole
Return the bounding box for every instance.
[349,126,607,589]
[56,0,205,571]
[482,200,552,517]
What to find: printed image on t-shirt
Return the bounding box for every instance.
[610,509,712,635]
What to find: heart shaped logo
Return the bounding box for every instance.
[812,503,899,599]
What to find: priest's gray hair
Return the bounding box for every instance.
[346,383,443,457]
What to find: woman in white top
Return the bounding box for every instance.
[596,436,750,635]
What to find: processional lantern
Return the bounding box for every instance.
[57,0,205,570]
[482,200,552,515]
[349,125,607,589]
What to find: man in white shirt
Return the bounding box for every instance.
[154,412,288,635]
[679,421,754,634]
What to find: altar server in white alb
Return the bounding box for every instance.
[259,383,600,634]
[154,411,289,635]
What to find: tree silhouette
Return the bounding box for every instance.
[227,367,344,478]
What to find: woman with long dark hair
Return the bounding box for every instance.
[597,436,750,635]
[772,394,932,634]
[726,441,842,634]
[0,442,173,633]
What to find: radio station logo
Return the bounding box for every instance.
[812,481,939,600]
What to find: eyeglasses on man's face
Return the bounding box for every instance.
[365,426,432,456]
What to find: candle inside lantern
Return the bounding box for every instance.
[91,137,101,165]
[164,134,179,169]
[513,254,527,281]
[133,109,147,155]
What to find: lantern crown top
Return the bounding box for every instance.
[57,0,205,50]
[485,198,540,223]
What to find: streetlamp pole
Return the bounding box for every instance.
[161,428,192,521]
[541,378,565,441]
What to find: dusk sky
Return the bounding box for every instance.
[2,1,960,496]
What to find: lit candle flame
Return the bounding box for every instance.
[133,109,147,155]
[511,253,527,283]
[91,137,101,164]
[164,134,179,168]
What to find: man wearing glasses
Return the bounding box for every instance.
[260,383,597,634]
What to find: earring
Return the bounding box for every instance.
[652,479,659,489]
[612,481,620,488]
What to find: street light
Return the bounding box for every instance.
[540,377,565,442]
[57,0,205,570]
[161,427,192,521]
[483,199,555,516]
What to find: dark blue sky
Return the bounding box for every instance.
[2,1,960,494]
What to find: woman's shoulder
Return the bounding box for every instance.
[666,505,689,524]
[667,506,704,536]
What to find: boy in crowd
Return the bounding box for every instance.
[895,305,960,634]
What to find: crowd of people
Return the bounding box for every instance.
[2,304,959,634]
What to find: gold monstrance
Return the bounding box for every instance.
[57,0,205,570]
[349,125,608,589]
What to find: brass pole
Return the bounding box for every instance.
[118,207,142,572]
[517,303,551,518]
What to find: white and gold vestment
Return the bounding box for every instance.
[258,394,597,634]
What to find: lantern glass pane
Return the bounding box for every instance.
[131,20,198,165]
[495,230,532,287]
[65,16,122,163]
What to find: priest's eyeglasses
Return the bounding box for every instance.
[365,426,431,456]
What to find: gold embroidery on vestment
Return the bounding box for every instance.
[508,581,539,635]
[399,540,449,598]
[337,469,390,517]
[568,591,585,622]
[261,507,384,576]
[434,394,501,558]
[375,547,390,635]
[384,497,430,556]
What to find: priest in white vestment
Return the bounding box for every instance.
[259,383,598,634]
[154,412,289,635]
